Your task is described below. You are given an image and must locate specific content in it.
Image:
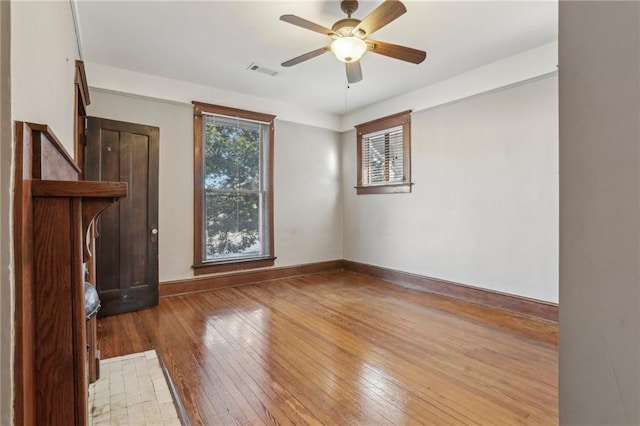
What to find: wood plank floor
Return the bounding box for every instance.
[97,271,558,425]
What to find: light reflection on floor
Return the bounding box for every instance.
[94,274,557,424]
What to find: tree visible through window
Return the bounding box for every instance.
[193,102,275,274]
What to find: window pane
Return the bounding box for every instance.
[204,191,263,261]
[367,137,387,184]
[388,136,404,183]
[363,129,404,185]
[203,121,260,191]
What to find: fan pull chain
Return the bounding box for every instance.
[345,82,349,111]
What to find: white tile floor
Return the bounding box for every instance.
[88,350,181,426]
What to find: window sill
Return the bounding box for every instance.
[192,256,276,275]
[355,183,412,195]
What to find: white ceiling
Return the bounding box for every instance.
[76,1,558,115]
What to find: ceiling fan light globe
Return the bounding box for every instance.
[331,36,367,63]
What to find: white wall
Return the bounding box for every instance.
[86,62,341,132]
[0,1,12,424]
[272,120,343,266]
[11,1,79,154]
[342,75,559,303]
[341,42,558,132]
[559,1,640,423]
[5,2,81,424]
[87,89,343,282]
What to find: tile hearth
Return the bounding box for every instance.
[88,350,181,426]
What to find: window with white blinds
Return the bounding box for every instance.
[361,125,404,186]
[355,110,412,195]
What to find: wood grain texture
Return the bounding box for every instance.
[74,60,90,108]
[26,122,80,175]
[98,271,558,425]
[342,260,558,322]
[366,39,427,64]
[32,197,87,425]
[74,60,90,175]
[157,352,191,425]
[160,260,343,297]
[85,117,159,316]
[13,121,127,425]
[192,256,276,275]
[32,132,79,181]
[13,122,36,426]
[164,259,556,322]
[31,179,127,198]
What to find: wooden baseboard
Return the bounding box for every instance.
[160,258,558,322]
[341,260,558,322]
[159,260,343,298]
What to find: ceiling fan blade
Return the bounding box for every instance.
[281,46,331,67]
[346,61,363,84]
[366,39,426,64]
[280,14,335,36]
[353,0,406,37]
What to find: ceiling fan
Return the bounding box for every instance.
[280,0,426,84]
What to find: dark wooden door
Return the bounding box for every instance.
[86,117,159,317]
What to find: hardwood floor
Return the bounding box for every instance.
[97,271,558,425]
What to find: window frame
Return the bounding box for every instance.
[192,101,276,275]
[355,110,412,195]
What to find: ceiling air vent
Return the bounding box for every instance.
[247,63,279,77]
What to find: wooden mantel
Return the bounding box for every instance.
[13,122,127,426]
[31,180,127,260]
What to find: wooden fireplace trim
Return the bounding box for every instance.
[13,122,126,426]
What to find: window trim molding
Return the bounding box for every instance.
[355,110,412,195]
[192,101,276,275]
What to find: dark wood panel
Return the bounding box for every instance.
[31,180,127,198]
[160,260,344,297]
[96,130,121,292]
[123,132,149,290]
[98,271,558,425]
[87,117,159,316]
[342,260,559,322]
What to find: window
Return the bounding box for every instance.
[355,110,412,194]
[192,101,275,274]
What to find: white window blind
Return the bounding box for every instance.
[361,125,404,186]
